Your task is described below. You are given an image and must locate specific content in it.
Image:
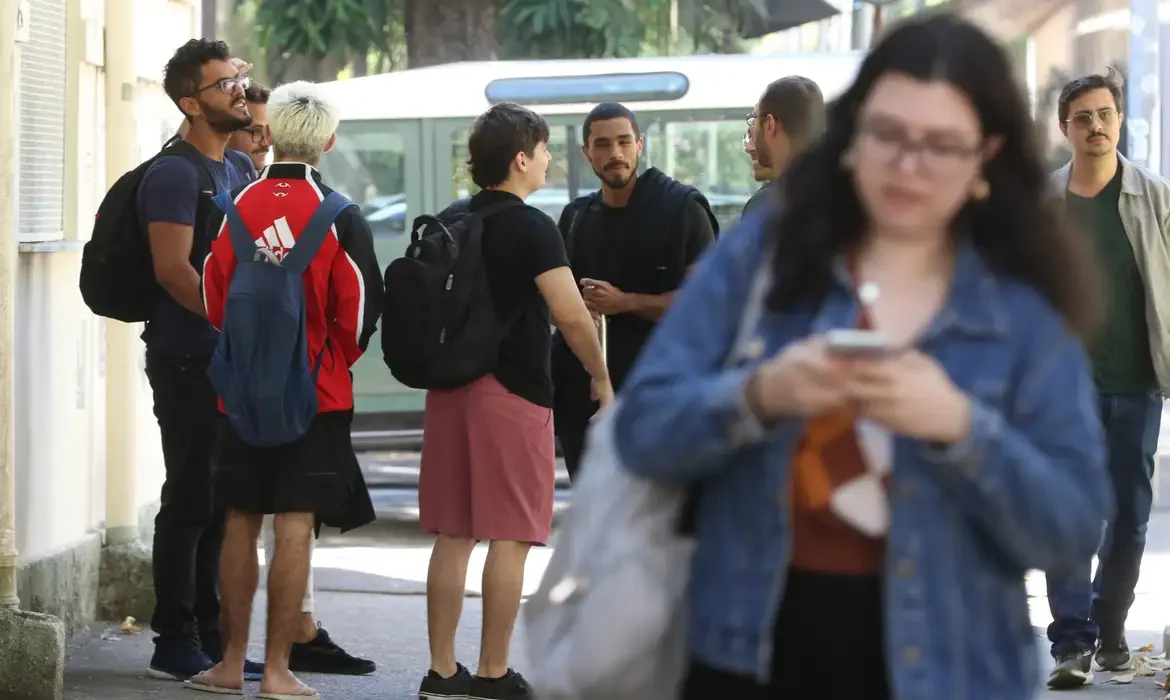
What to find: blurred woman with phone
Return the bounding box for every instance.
[610,14,1109,700]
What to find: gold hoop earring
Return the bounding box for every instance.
[840,147,855,170]
[970,178,990,201]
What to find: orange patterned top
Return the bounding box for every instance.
[788,300,888,575]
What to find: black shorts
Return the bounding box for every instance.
[215,411,359,517]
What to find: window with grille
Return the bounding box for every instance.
[18,0,67,242]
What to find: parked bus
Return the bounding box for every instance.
[317,52,863,443]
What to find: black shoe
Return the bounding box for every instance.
[1094,635,1133,672]
[147,637,213,681]
[419,663,472,699]
[1047,648,1094,689]
[290,626,376,676]
[200,632,265,681]
[468,670,534,700]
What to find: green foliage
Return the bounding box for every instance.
[253,0,399,68]
[499,0,748,60]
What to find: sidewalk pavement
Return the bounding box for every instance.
[63,512,1170,700]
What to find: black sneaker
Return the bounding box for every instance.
[1047,648,1094,689]
[290,626,376,676]
[147,637,213,681]
[200,631,265,681]
[419,663,472,699]
[468,670,534,700]
[1094,635,1133,672]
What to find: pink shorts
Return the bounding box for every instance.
[419,374,556,545]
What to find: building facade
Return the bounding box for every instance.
[12,0,200,634]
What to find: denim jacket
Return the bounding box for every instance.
[1050,154,1170,391]
[613,212,1111,700]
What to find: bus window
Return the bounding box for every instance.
[641,116,755,230]
[320,121,409,240]
[317,120,421,414]
[447,123,587,224]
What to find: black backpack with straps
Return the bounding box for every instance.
[79,136,216,323]
[381,199,522,390]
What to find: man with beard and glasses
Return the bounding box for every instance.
[742,75,824,217]
[139,38,261,683]
[1045,69,1170,690]
[552,102,718,479]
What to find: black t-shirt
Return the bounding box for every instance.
[473,189,570,408]
[567,196,715,388]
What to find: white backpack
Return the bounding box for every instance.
[522,248,774,700]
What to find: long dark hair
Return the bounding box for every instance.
[768,13,1101,338]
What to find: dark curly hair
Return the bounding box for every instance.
[163,39,232,113]
[769,13,1101,338]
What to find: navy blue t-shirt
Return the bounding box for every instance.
[137,149,254,356]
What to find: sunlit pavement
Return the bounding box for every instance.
[64,416,1170,698]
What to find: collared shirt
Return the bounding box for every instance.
[1051,153,1170,391]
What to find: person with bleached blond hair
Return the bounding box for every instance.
[185,79,383,699]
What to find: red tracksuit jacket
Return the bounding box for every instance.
[202,162,384,413]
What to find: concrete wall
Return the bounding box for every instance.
[14,0,200,634]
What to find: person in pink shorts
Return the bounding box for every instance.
[416,103,613,700]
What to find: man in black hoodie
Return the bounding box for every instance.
[553,102,718,479]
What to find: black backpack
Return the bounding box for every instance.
[381,199,521,390]
[79,136,214,323]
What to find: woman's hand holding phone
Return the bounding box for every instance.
[747,332,972,445]
[746,336,850,421]
[846,351,972,444]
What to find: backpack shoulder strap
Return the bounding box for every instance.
[282,191,353,275]
[212,192,257,263]
[163,139,215,194]
[677,234,777,536]
[562,193,597,258]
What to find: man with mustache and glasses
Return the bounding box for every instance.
[552,102,718,479]
[1045,69,1170,690]
[139,39,261,683]
[226,83,272,174]
[742,75,824,217]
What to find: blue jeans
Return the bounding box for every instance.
[1046,392,1161,655]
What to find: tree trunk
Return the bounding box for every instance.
[351,50,369,77]
[405,0,499,68]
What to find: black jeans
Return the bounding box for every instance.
[682,570,890,700]
[145,351,225,643]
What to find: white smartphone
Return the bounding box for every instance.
[825,329,890,359]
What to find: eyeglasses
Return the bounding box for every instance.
[1065,108,1117,129]
[856,119,982,175]
[239,125,268,144]
[745,112,757,129]
[193,75,251,96]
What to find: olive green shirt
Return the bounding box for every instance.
[1067,167,1158,393]
[1051,154,1170,393]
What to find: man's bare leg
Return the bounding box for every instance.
[427,534,477,677]
[477,540,531,678]
[261,511,315,696]
[263,514,320,643]
[192,510,262,689]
